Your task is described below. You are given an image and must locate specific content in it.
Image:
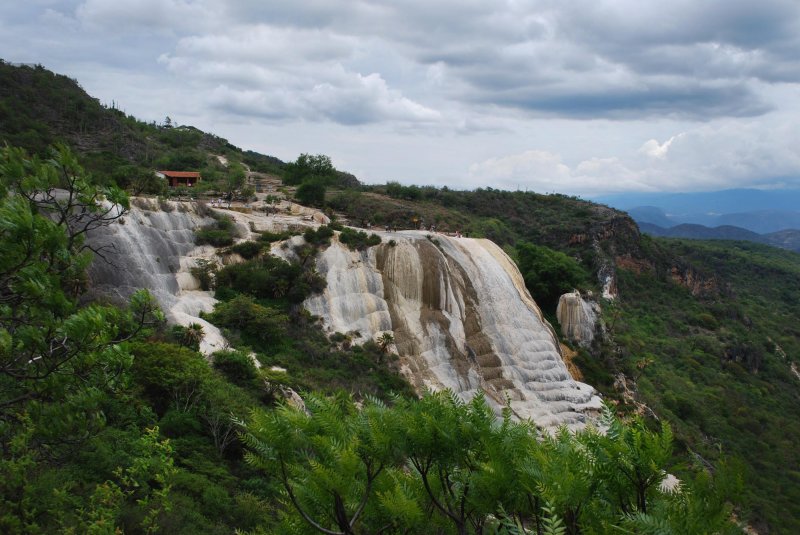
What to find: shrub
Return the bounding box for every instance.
[303,225,334,247]
[516,242,589,313]
[206,295,288,344]
[229,241,263,259]
[215,255,325,303]
[258,230,297,243]
[212,350,258,385]
[190,259,217,290]
[195,216,238,247]
[339,227,381,251]
[295,180,326,207]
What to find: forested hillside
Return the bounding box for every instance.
[326,183,800,533]
[3,61,800,533]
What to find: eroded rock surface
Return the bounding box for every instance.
[556,291,600,348]
[306,232,602,429]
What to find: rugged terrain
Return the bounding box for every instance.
[3,61,800,532]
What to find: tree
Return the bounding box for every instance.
[223,162,247,200]
[0,145,162,414]
[244,393,408,535]
[296,180,327,207]
[516,242,589,314]
[283,153,336,186]
[244,392,740,535]
[376,332,394,354]
[0,146,171,533]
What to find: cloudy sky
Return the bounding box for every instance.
[4,0,800,196]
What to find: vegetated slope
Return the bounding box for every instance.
[608,238,800,533]
[329,184,639,274]
[332,185,800,532]
[5,59,798,531]
[0,60,285,184]
[638,220,800,253]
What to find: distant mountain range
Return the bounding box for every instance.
[637,221,800,252]
[591,189,800,251]
[594,188,800,234]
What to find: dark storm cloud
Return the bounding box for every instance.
[367,0,800,120]
[472,81,771,120]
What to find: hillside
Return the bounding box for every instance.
[328,185,800,532]
[595,189,800,234]
[0,60,286,190]
[638,220,800,253]
[3,61,800,532]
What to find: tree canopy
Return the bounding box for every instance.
[244,391,741,535]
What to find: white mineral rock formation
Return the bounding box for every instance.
[86,201,602,429]
[306,231,603,429]
[556,291,600,348]
[86,199,228,355]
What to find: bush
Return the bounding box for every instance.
[212,350,258,385]
[215,255,325,303]
[195,216,238,247]
[339,227,381,251]
[258,230,297,243]
[228,241,262,259]
[303,225,334,247]
[195,228,234,246]
[190,259,218,290]
[516,242,589,313]
[295,180,326,207]
[206,295,288,344]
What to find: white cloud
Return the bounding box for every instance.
[203,69,441,125]
[468,150,571,190]
[469,117,800,195]
[640,134,684,159]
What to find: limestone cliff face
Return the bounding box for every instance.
[556,291,599,348]
[85,199,228,355]
[568,214,642,300]
[306,232,603,429]
[668,265,719,296]
[86,204,602,429]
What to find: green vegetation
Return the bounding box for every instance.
[214,254,324,303]
[0,145,411,534]
[194,215,238,247]
[207,227,412,397]
[295,180,327,207]
[5,59,797,532]
[245,391,740,535]
[228,240,264,259]
[282,153,336,186]
[516,243,590,314]
[0,61,288,199]
[602,239,800,532]
[338,227,382,250]
[329,181,800,532]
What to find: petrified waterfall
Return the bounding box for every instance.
[85,200,227,355]
[306,232,602,429]
[556,291,600,348]
[86,203,602,429]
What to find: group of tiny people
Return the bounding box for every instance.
[361,220,465,238]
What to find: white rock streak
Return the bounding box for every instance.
[307,231,603,429]
[87,202,602,428]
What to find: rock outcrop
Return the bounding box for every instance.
[556,291,600,348]
[85,199,228,355]
[86,201,602,429]
[306,232,603,429]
